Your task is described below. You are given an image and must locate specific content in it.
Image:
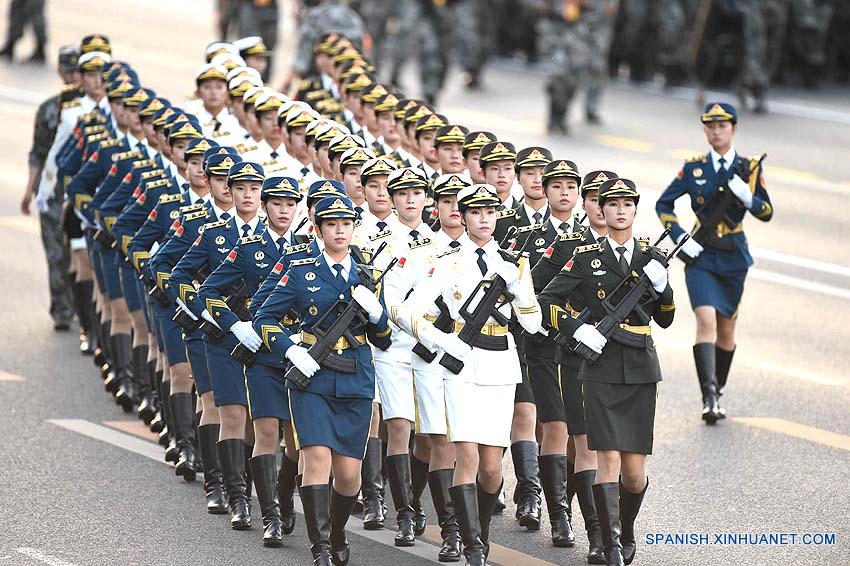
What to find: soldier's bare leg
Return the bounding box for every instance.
[199,391,220,425]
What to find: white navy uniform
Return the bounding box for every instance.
[399,237,541,447]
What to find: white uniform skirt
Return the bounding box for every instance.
[375,358,416,421]
[412,356,448,435]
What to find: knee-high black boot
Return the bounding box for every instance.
[249,454,283,547]
[575,470,605,564]
[302,484,332,566]
[218,439,251,530]
[511,441,542,530]
[694,343,721,424]
[450,484,485,566]
[198,423,227,514]
[385,454,416,547]
[593,483,624,566]
[330,489,358,565]
[715,345,735,400]
[170,392,197,481]
[539,454,575,548]
[477,482,502,562]
[428,469,461,562]
[132,345,155,423]
[72,280,95,355]
[111,334,135,411]
[360,437,385,530]
[276,453,298,534]
[410,453,429,536]
[619,478,648,565]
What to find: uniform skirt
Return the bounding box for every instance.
[582,381,657,454]
[527,355,566,423]
[375,358,416,422]
[289,390,372,459]
[561,357,588,436]
[445,379,515,448]
[685,263,747,318]
[246,363,291,421]
[204,337,248,407]
[412,358,448,436]
[185,335,213,395]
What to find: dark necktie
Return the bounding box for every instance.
[220,211,231,221]
[616,246,629,275]
[182,183,189,192]
[496,204,506,212]
[559,221,569,233]
[212,118,221,132]
[377,221,387,231]
[532,211,542,225]
[333,263,345,287]
[449,240,461,249]
[409,229,420,241]
[271,151,278,159]
[241,224,251,238]
[475,248,487,276]
[430,171,439,181]
[354,206,364,218]
[300,167,310,178]
[195,197,204,205]
[137,143,149,158]
[717,157,727,180]
[278,238,287,256]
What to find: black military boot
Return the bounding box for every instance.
[0,41,14,60]
[694,343,721,424]
[277,453,298,534]
[72,280,95,355]
[593,482,625,566]
[26,42,46,64]
[302,484,332,566]
[249,454,283,547]
[575,470,606,564]
[410,453,429,536]
[150,368,166,434]
[385,454,416,547]
[428,469,461,562]
[160,381,178,456]
[244,443,254,514]
[477,482,501,562]
[511,441,542,530]
[111,334,135,411]
[198,424,228,514]
[539,454,575,548]
[546,86,571,135]
[330,488,358,565]
[218,439,252,530]
[100,321,115,384]
[566,459,576,522]
[92,315,106,368]
[132,345,155,423]
[715,345,735,398]
[450,484,485,566]
[620,478,648,565]
[170,392,197,481]
[360,437,385,530]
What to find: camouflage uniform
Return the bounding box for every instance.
[785,0,833,86]
[30,94,73,325]
[537,1,591,132]
[657,0,698,86]
[0,0,46,59]
[292,0,366,78]
[238,0,279,79]
[452,0,488,85]
[416,0,451,104]
[582,1,619,121]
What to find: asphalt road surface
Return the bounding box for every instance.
[0,2,848,565]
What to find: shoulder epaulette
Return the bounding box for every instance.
[133,159,156,169]
[496,208,516,220]
[113,150,142,162]
[141,169,165,180]
[516,223,546,234]
[159,193,185,205]
[235,144,258,154]
[369,229,393,242]
[436,246,462,258]
[99,139,124,149]
[212,130,232,138]
[238,234,264,245]
[203,219,229,230]
[62,99,81,109]
[498,249,519,262]
[575,243,601,254]
[183,210,209,222]
[409,237,433,249]
[146,178,171,189]
[637,236,651,243]
[285,243,310,255]
[179,202,206,214]
[558,231,584,241]
[685,153,707,164]
[290,257,317,267]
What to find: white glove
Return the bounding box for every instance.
[728,175,753,208]
[74,208,93,230]
[493,261,519,285]
[231,321,262,352]
[35,190,51,214]
[677,233,703,259]
[285,344,320,377]
[642,259,668,293]
[176,298,198,320]
[573,324,607,354]
[351,285,384,324]
[433,332,472,362]
[201,309,221,329]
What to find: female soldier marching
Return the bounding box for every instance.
[539,178,676,566]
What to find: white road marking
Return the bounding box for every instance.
[754,363,846,387]
[47,419,444,564]
[748,268,850,301]
[750,247,850,279]
[15,548,78,566]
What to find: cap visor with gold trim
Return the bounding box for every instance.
[387,167,428,193]
[432,173,472,197]
[307,180,347,206]
[479,141,517,164]
[262,176,302,201]
[206,153,242,176]
[597,178,639,205]
[228,161,265,184]
[315,196,357,220]
[700,102,737,124]
[457,184,500,211]
[516,146,553,169]
[580,170,618,196]
[360,157,398,180]
[543,159,580,183]
[434,124,470,147]
[463,131,496,154]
